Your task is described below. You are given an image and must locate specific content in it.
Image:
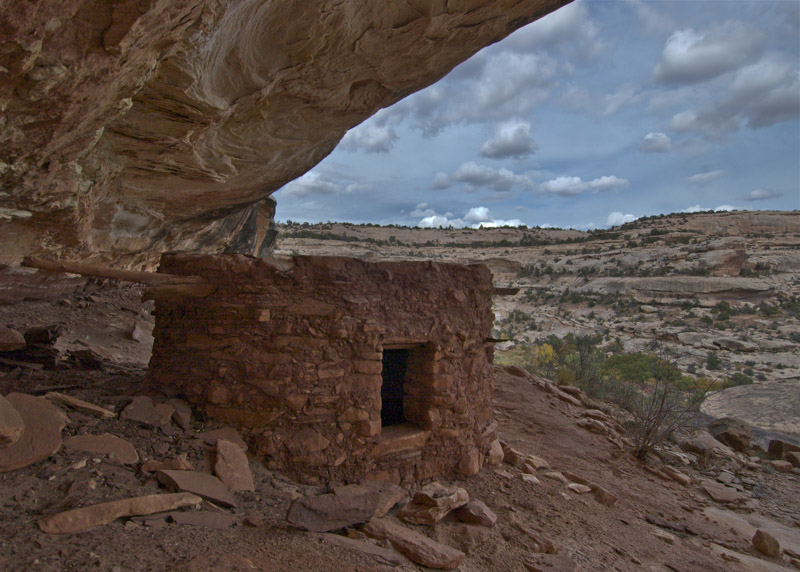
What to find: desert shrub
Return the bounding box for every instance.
[706,351,722,370]
[723,372,753,388]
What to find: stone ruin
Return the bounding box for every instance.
[147,252,499,484]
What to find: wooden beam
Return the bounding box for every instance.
[21,257,216,298]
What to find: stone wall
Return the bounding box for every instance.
[147,253,498,485]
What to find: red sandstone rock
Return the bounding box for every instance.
[0,393,65,472]
[156,470,237,508]
[141,457,194,473]
[770,460,793,473]
[64,433,139,465]
[287,482,407,532]
[454,500,497,528]
[214,439,255,492]
[0,395,25,447]
[38,493,201,534]
[700,480,747,504]
[45,392,116,419]
[362,517,465,569]
[121,396,172,428]
[752,529,781,557]
[399,483,469,525]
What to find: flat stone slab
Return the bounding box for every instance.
[170,511,237,529]
[362,517,465,570]
[701,480,748,504]
[121,396,173,428]
[64,433,139,465]
[156,470,236,508]
[45,392,116,418]
[214,439,254,492]
[0,393,65,472]
[38,493,201,534]
[287,482,407,532]
[399,482,469,525]
[0,394,25,447]
[372,425,430,457]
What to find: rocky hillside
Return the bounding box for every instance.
[276,210,800,435]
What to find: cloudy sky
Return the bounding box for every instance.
[275,0,800,229]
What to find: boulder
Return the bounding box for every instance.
[752,529,781,557]
[770,460,793,473]
[768,439,800,459]
[454,500,497,528]
[362,517,465,569]
[708,418,751,452]
[0,394,25,447]
[0,393,65,472]
[0,328,25,352]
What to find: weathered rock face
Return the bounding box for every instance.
[0,0,568,267]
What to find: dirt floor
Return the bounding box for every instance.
[1,280,799,572]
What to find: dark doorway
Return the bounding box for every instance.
[381,349,409,426]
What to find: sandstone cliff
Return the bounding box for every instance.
[0,0,568,267]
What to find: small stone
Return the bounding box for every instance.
[166,399,192,430]
[214,439,254,492]
[0,393,65,472]
[362,517,465,569]
[662,466,692,486]
[156,470,236,508]
[0,327,26,352]
[522,474,540,485]
[141,456,194,473]
[199,427,248,452]
[64,434,139,465]
[752,529,781,557]
[653,529,676,544]
[121,396,170,428]
[38,493,201,534]
[543,471,568,484]
[0,394,25,447]
[487,439,504,465]
[454,500,497,527]
[770,460,793,473]
[567,483,592,494]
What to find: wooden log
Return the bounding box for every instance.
[21,257,215,297]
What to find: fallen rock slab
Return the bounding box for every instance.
[287,482,407,532]
[399,482,469,525]
[64,433,139,465]
[199,427,248,452]
[701,480,748,504]
[121,396,173,428]
[38,493,202,534]
[663,466,692,486]
[562,471,617,507]
[170,511,237,529]
[214,439,254,492]
[45,392,116,419]
[0,393,65,472]
[770,460,793,473]
[768,439,800,459]
[141,457,194,473]
[156,470,236,508]
[708,417,752,452]
[320,533,406,567]
[0,394,25,447]
[454,500,497,527]
[362,517,465,569]
[0,327,26,352]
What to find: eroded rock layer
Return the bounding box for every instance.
[0,0,568,267]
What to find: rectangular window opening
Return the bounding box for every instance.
[380,348,409,427]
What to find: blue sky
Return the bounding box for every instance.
[275,0,800,229]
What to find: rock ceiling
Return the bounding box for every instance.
[0,0,569,267]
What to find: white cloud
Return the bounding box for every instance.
[687,170,726,184]
[416,206,522,229]
[431,172,451,190]
[682,204,739,213]
[606,212,637,227]
[639,132,671,153]
[449,162,533,192]
[479,122,538,159]
[714,205,737,212]
[280,172,339,198]
[339,124,398,154]
[603,83,644,116]
[669,53,800,137]
[538,175,629,196]
[654,20,765,84]
[624,0,675,34]
[744,189,783,201]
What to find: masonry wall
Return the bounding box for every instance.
[147,253,498,484]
